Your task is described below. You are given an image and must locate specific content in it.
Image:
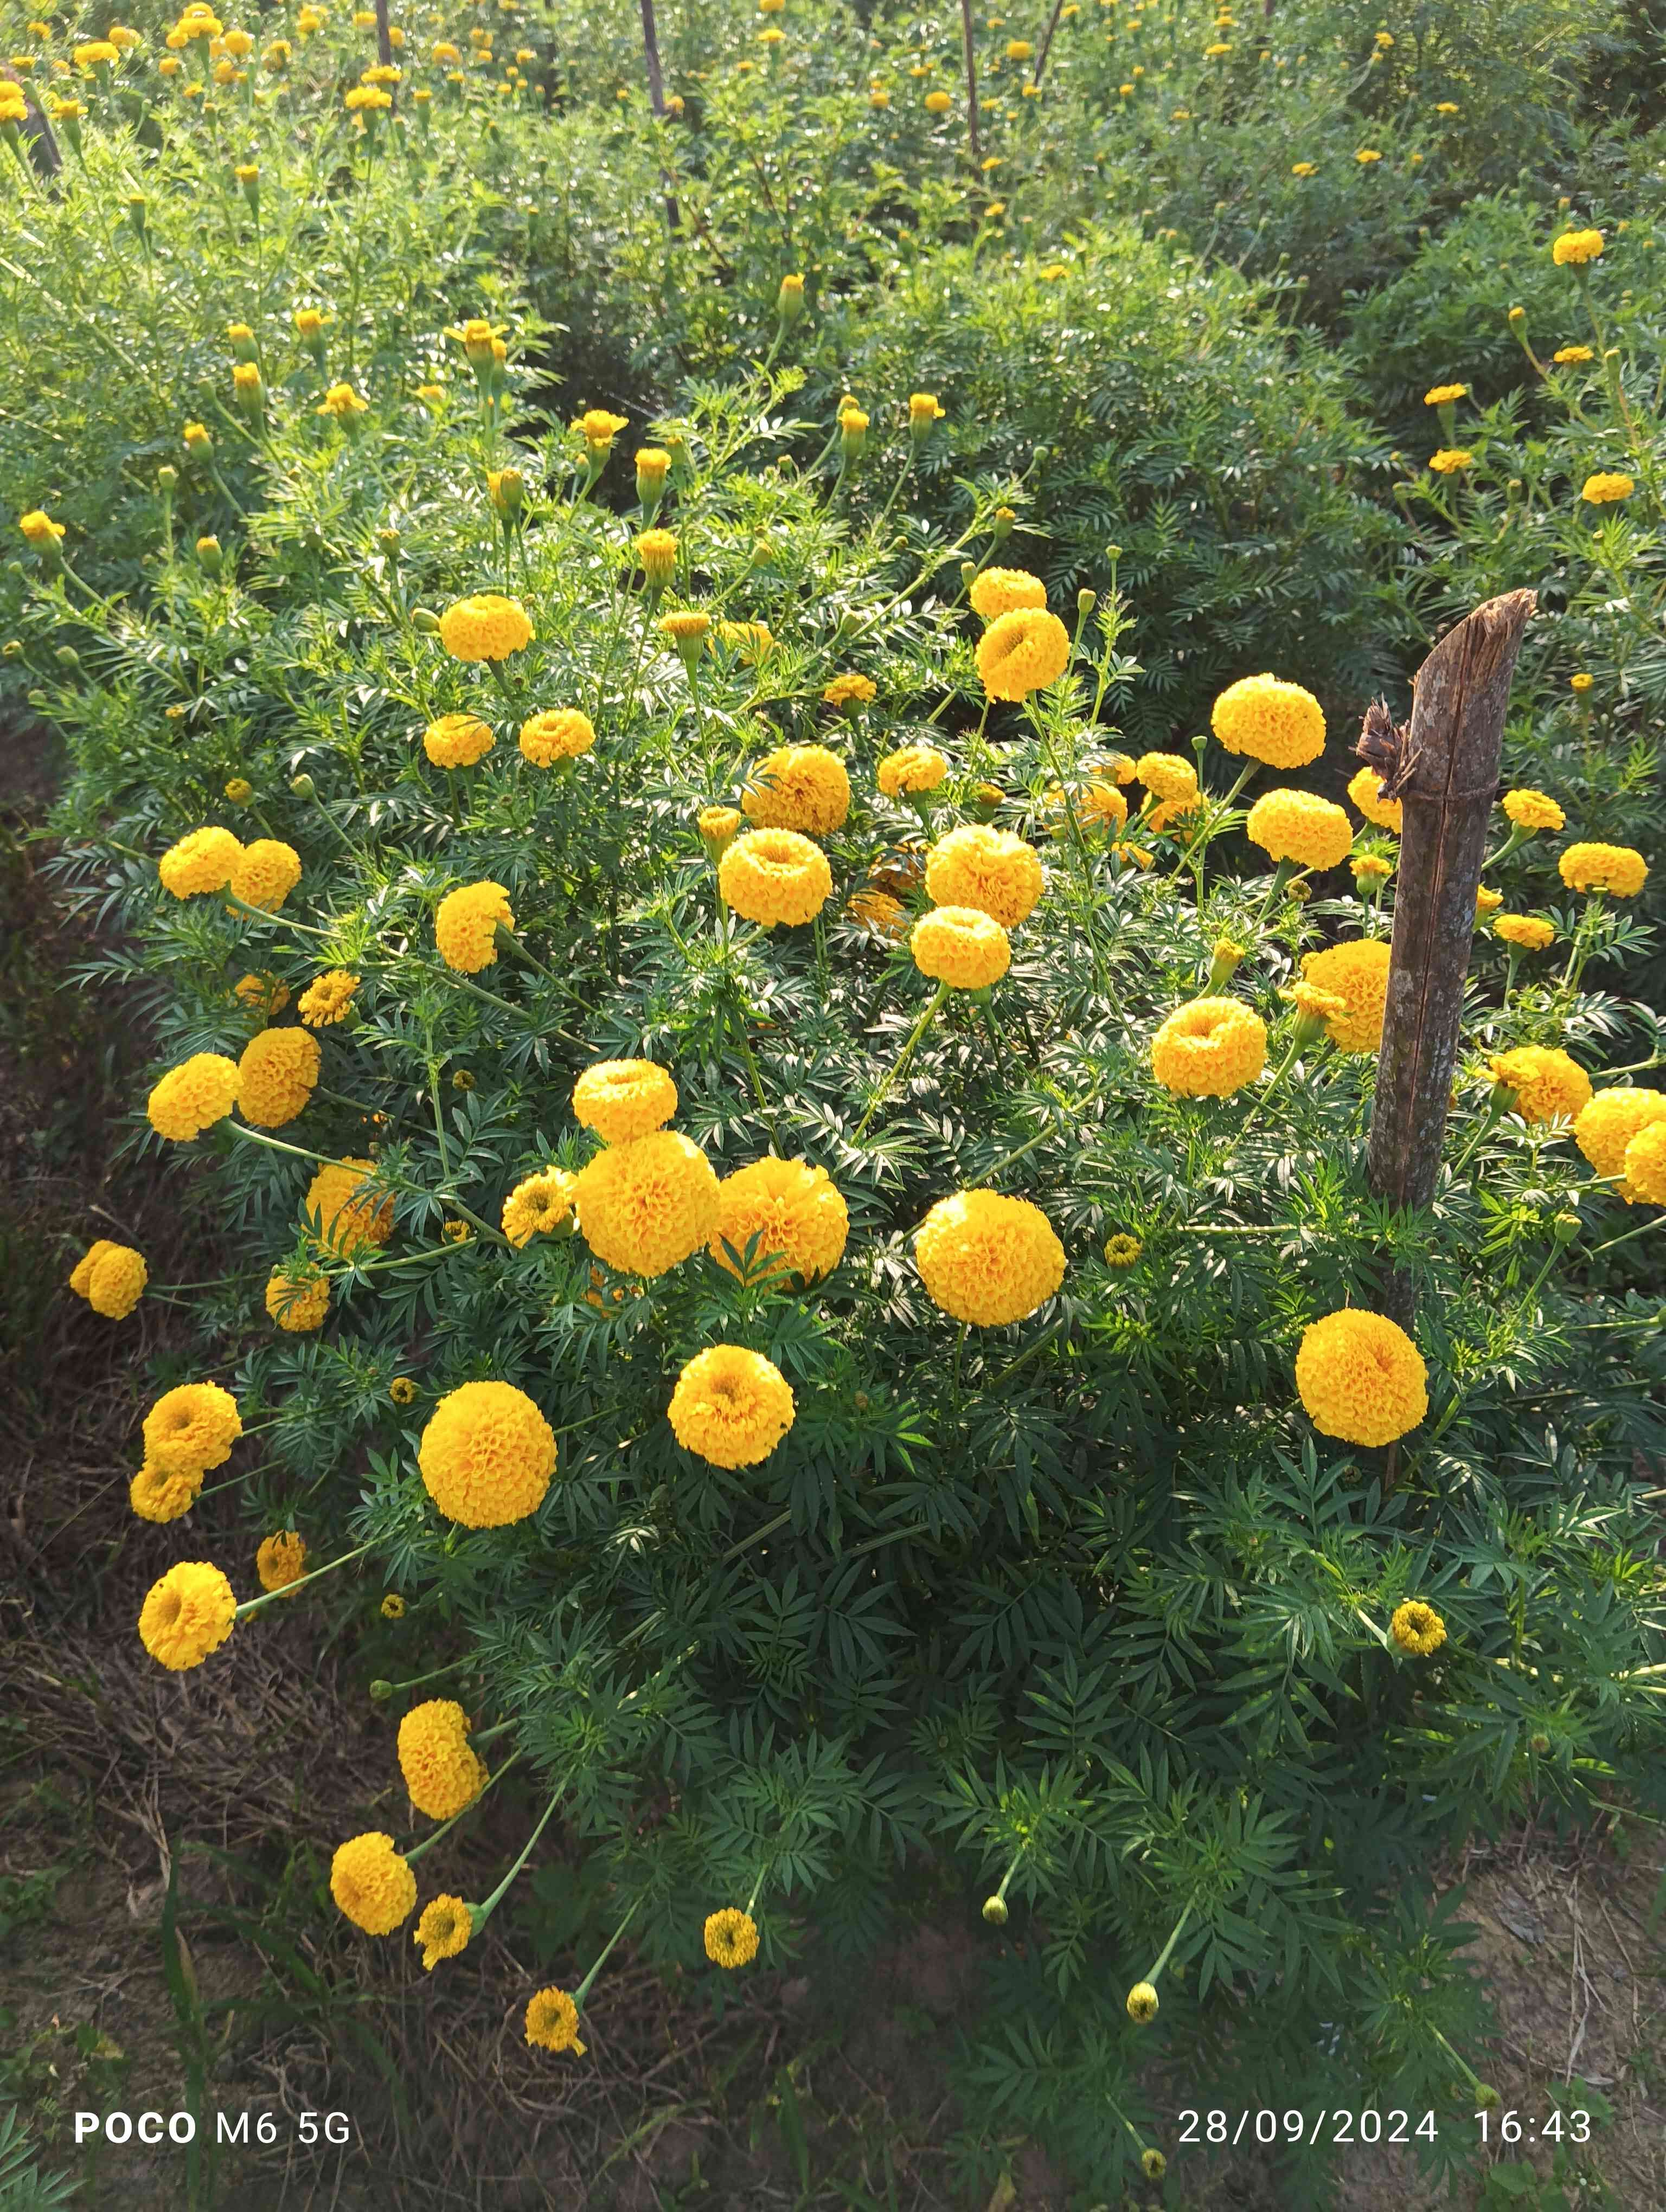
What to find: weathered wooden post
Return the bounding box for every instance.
[374,0,392,71]
[638,0,681,235]
[1033,0,1069,90]
[958,0,982,169]
[1366,588,1536,1328]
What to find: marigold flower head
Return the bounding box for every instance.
[742,745,851,835]
[1246,788,1354,873]
[1299,938,1390,1053]
[317,380,370,419]
[976,607,1072,700]
[1552,228,1603,266]
[669,1346,795,1468]
[1475,886,1504,917]
[331,1833,416,1934]
[1428,448,1472,474]
[1490,1045,1592,1126]
[1295,1309,1427,1446]
[236,1026,321,1128]
[1497,786,1564,834]
[223,776,252,805]
[1104,1232,1142,1266]
[909,393,945,423]
[1292,161,1317,177]
[1559,841,1648,897]
[574,1129,720,1278]
[1347,764,1402,834]
[636,528,677,588]
[1492,913,1555,952]
[823,672,876,709]
[912,904,1011,990]
[1553,345,1594,365]
[422,712,494,769]
[1423,383,1469,407]
[969,567,1048,622]
[147,1052,240,1143]
[1210,673,1325,769]
[398,1700,487,1818]
[924,87,951,111]
[915,1190,1065,1327]
[525,1986,586,2053]
[296,970,358,1028]
[710,1156,848,1285]
[143,1379,241,1478]
[139,1560,237,1670]
[713,618,774,663]
[1355,146,1382,163]
[1389,1600,1446,1656]
[1353,854,1392,885]
[703,1908,760,1968]
[160,825,244,899]
[719,829,833,928]
[435,880,514,973]
[130,1461,202,1522]
[497,1165,574,1246]
[229,839,301,913]
[1126,1982,1159,2023]
[418,1380,556,1528]
[1622,1118,1666,1205]
[438,593,533,661]
[518,708,595,766]
[573,1059,677,1145]
[579,409,628,452]
[1581,471,1634,505]
[660,609,710,652]
[256,1530,306,1592]
[845,889,906,943]
[1133,752,1197,803]
[73,1242,148,1318]
[924,824,1043,928]
[877,745,949,798]
[1151,996,1267,1097]
[1573,1086,1666,1193]
[304,1156,394,1255]
[414,1895,473,1971]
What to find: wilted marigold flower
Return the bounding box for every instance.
[236,1027,321,1128]
[1210,673,1325,768]
[399,1700,487,1818]
[298,969,358,1027]
[1623,1119,1666,1205]
[669,1345,795,1468]
[414,1896,473,1971]
[969,567,1048,621]
[304,1156,394,1255]
[160,824,244,898]
[1559,841,1648,897]
[573,1059,677,1145]
[1151,997,1267,1098]
[525,1986,586,2053]
[148,1052,240,1142]
[1347,764,1402,834]
[423,712,495,768]
[1493,913,1555,952]
[823,672,876,709]
[703,1908,761,1968]
[1246,789,1354,872]
[1502,787,1565,832]
[255,1529,306,1592]
[743,745,851,835]
[915,1190,1065,1327]
[71,1242,148,1318]
[925,823,1044,928]
[1389,1600,1446,1656]
[1581,471,1634,504]
[976,607,1072,700]
[1295,1309,1427,1446]
[438,593,533,661]
[912,904,1011,991]
[1490,1045,1592,1126]
[720,829,834,927]
[130,1461,201,1523]
[1104,1233,1142,1266]
[418,1380,556,1527]
[1299,938,1391,1053]
[878,745,949,798]
[1428,448,1472,474]
[139,1560,238,1671]
[331,1833,416,1934]
[435,880,514,973]
[519,708,595,765]
[1552,227,1603,265]
[1573,1086,1666,1192]
[229,838,302,912]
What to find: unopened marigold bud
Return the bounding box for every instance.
[909,390,944,440]
[776,271,805,324]
[1551,1210,1581,1244]
[157,465,178,492]
[635,446,671,507]
[1077,587,1097,616]
[412,607,443,634]
[196,533,223,574]
[488,466,524,519]
[992,505,1015,541]
[1475,2084,1501,2113]
[981,1895,1008,1925]
[126,192,149,240]
[290,773,316,799]
[1126,1980,1159,2023]
[232,360,264,420]
[636,528,678,591]
[369,1679,393,1702]
[838,406,868,461]
[1529,1732,1550,1754]
[1142,2150,1167,2181]
[56,645,81,668]
[699,803,741,857]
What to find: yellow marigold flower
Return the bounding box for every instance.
[160,825,244,899]
[1347,764,1402,833]
[418,1380,556,1528]
[143,1380,241,1478]
[525,1986,586,2053]
[1389,1600,1446,1656]
[398,1700,487,1818]
[912,904,1011,990]
[1045,778,1128,833]
[1104,1232,1143,1266]
[1292,160,1317,176]
[1569,671,1595,691]
[1210,673,1325,768]
[1150,996,1267,1097]
[847,887,908,940]
[1475,886,1504,916]
[878,745,949,798]
[67,1238,117,1299]
[1126,1982,1159,2023]
[502,1167,576,1247]
[298,969,359,1027]
[1581,471,1634,504]
[1573,1086,1666,1192]
[661,609,712,652]
[710,1156,848,1285]
[331,1832,416,1934]
[636,527,678,587]
[713,619,774,664]
[579,409,629,452]
[317,379,369,417]
[343,82,391,110]
[915,1190,1066,1327]
[742,744,852,835]
[519,708,596,766]
[574,1129,720,1277]
[130,1460,202,1523]
[1142,2152,1167,2182]
[1422,383,1469,407]
[236,1027,321,1128]
[256,1529,307,1592]
[669,1345,795,1468]
[1353,856,1392,888]
[573,1059,677,1145]
[969,567,1048,621]
[74,38,120,66]
[438,593,534,661]
[719,829,834,927]
[232,362,262,400]
[698,805,742,857]
[1007,37,1033,57]
[1428,448,1472,474]
[1623,1119,1666,1205]
[1355,147,1382,163]
[223,776,252,804]
[414,1895,473,1971]
[1295,1308,1428,1446]
[435,880,514,973]
[73,1242,148,1318]
[1552,228,1603,266]
[1433,100,1459,113]
[432,39,461,62]
[635,446,671,497]
[823,672,877,708]
[139,1560,237,1671]
[229,838,301,912]
[1246,788,1354,872]
[1490,1045,1592,1126]
[976,607,1072,700]
[233,973,288,1019]
[304,1156,393,1255]
[1280,981,1349,1031]
[925,87,951,111]
[703,1908,761,1968]
[1558,841,1648,897]
[148,1052,240,1143]
[924,824,1044,928]
[1492,914,1555,953]
[1149,793,1204,836]
[265,1263,330,1331]
[1299,938,1391,1053]
[1134,752,1197,803]
[424,712,495,768]
[1553,345,1594,365]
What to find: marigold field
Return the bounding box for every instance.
[3,0,1666,2206]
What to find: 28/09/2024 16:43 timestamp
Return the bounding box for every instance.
[1174,2108,1594,2149]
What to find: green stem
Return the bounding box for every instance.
[855,980,949,1138]
[406,1752,522,1862]
[234,1538,375,1619]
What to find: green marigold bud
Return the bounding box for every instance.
[1475,2084,1501,2113]
[369,1679,393,1702]
[157,465,178,492]
[289,773,316,799]
[1077,587,1097,616]
[992,505,1015,542]
[1550,1210,1581,1244]
[411,607,443,634]
[1142,2149,1167,2181]
[981,1895,1008,1925]
[55,646,81,668]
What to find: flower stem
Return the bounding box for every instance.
[855,980,949,1137]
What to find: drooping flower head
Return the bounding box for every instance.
[1150,998,1267,1098]
[418,1380,557,1527]
[398,1700,488,1817]
[914,1191,1066,1326]
[1210,674,1325,768]
[710,1156,849,1284]
[573,1129,721,1277]
[148,1053,240,1142]
[1295,1310,1428,1446]
[668,1345,796,1467]
[573,1059,678,1145]
[330,1833,417,1934]
[525,1986,586,2053]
